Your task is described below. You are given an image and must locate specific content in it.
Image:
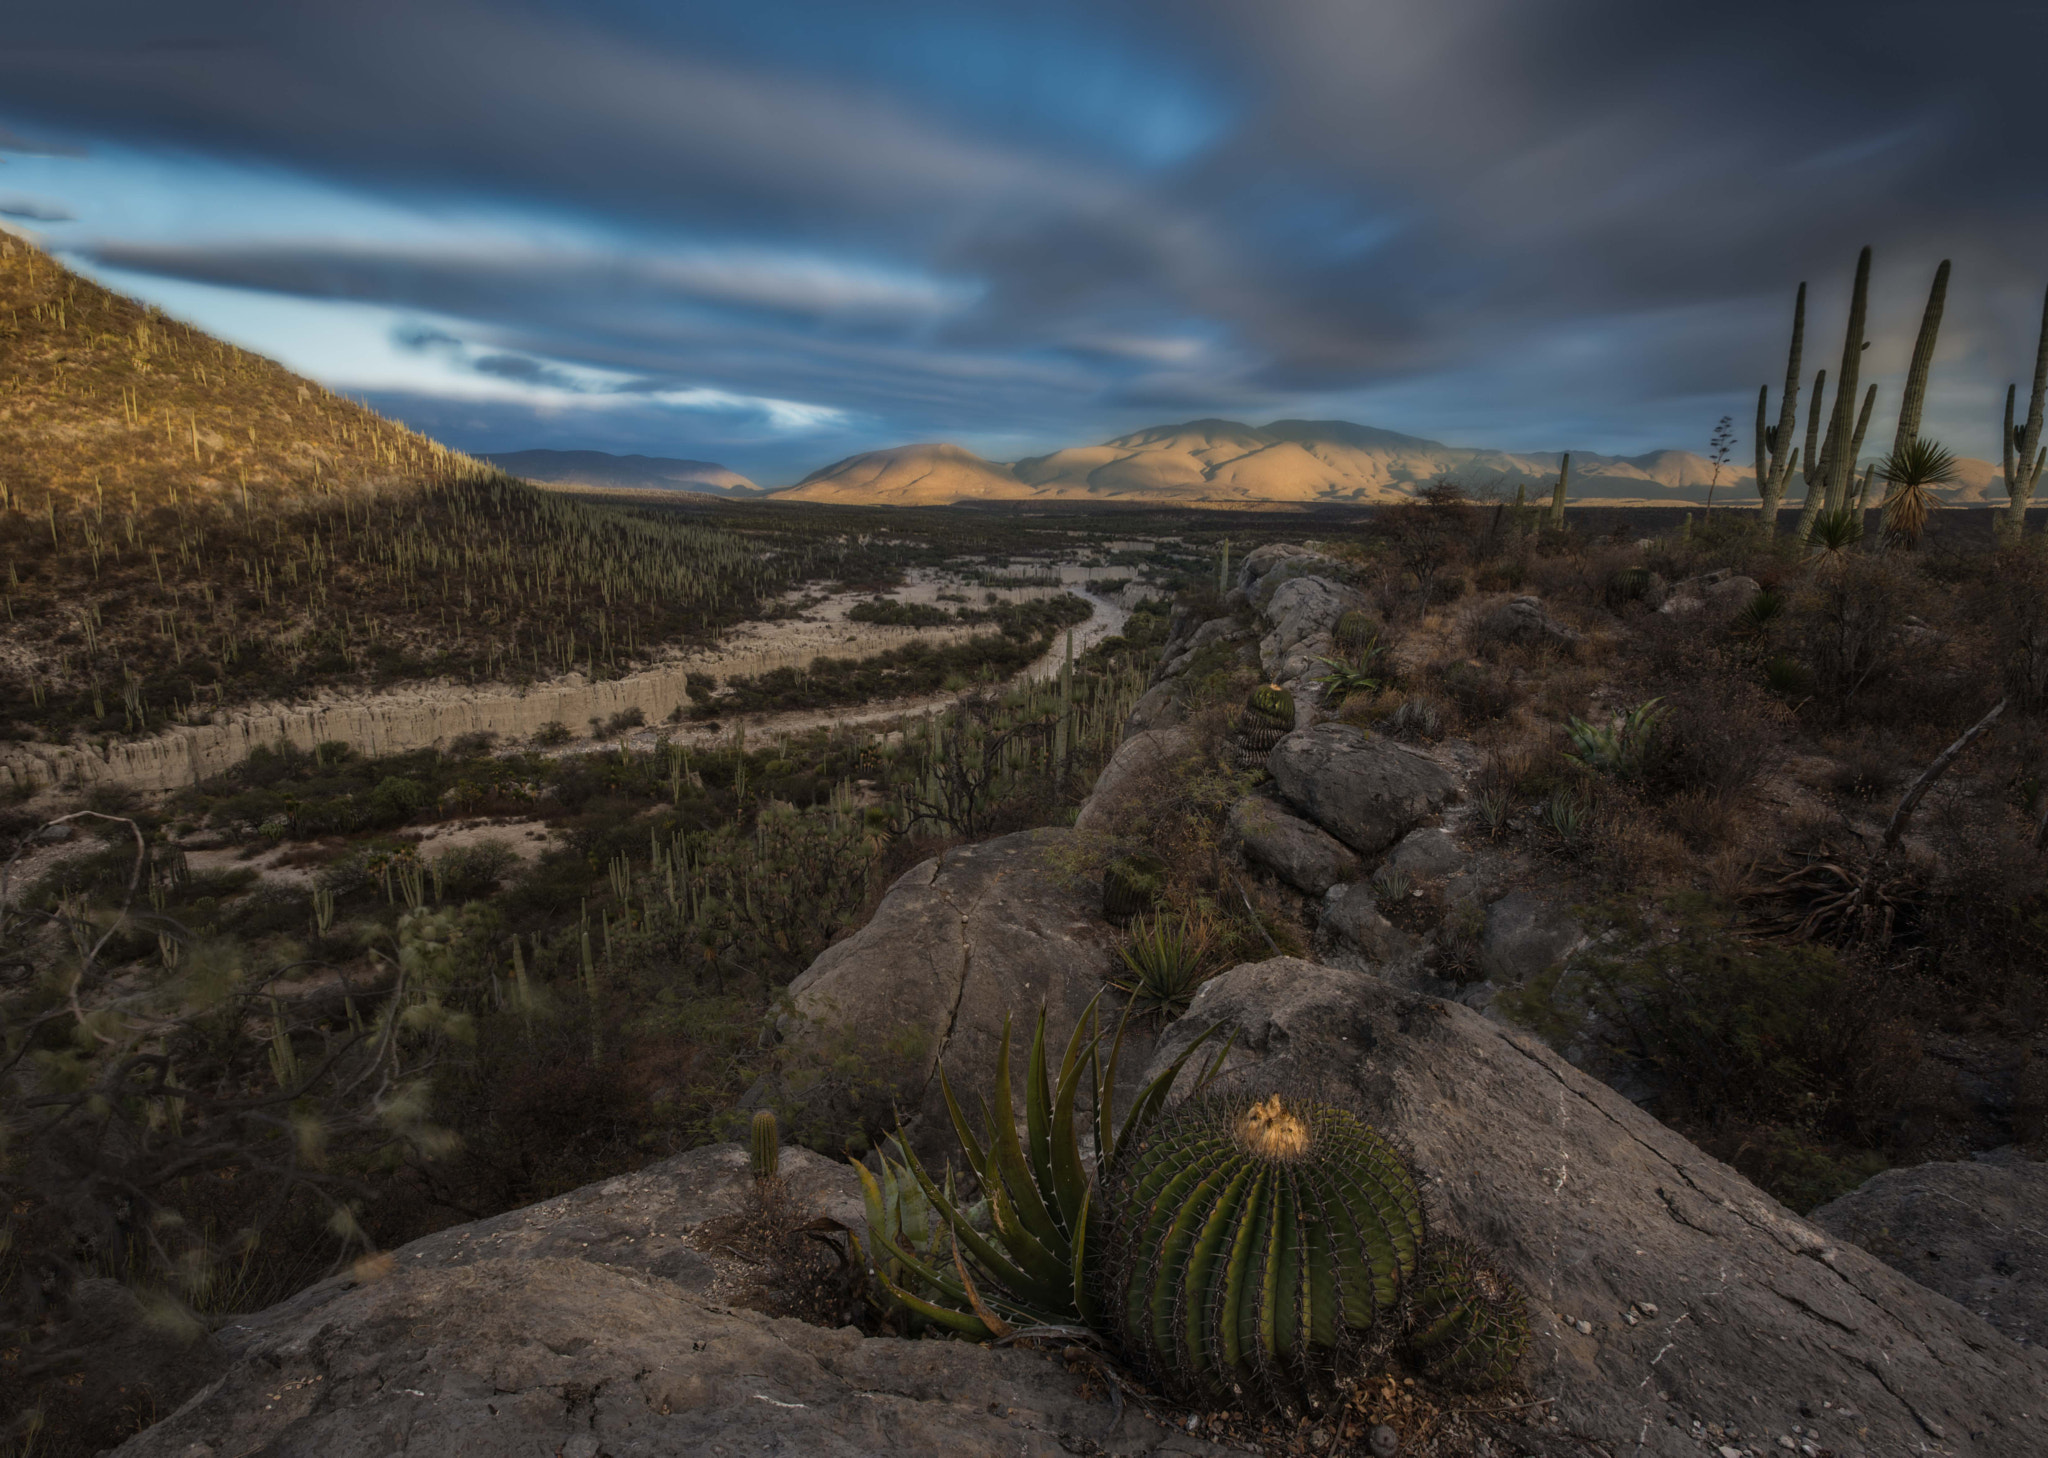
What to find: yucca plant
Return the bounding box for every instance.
[1562,698,1665,779]
[1805,505,1864,565]
[1113,907,1216,1019]
[1875,436,1957,550]
[1732,587,1785,638]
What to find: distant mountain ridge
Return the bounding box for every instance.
[486,449,763,497]
[774,418,2004,509]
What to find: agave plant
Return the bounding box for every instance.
[1805,505,1865,565]
[1113,907,1216,1019]
[855,1005,1228,1338]
[1562,698,1665,779]
[1876,436,1957,550]
[1313,657,1383,708]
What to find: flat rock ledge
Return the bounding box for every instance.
[109,1143,1233,1458]
[1146,958,2048,1458]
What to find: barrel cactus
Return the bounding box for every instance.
[750,1108,781,1182]
[1103,850,1167,924]
[1099,1089,1427,1408]
[1233,684,1295,770]
[1403,1235,1530,1391]
[1334,610,1376,654]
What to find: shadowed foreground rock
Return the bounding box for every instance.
[1811,1153,2048,1351]
[108,1144,1232,1458]
[1146,958,2048,1458]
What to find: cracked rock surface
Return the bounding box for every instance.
[771,828,1128,1163]
[1146,958,2048,1458]
[108,1144,1230,1458]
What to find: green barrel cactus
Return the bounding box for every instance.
[1099,1090,1427,1408]
[750,1108,781,1182]
[1334,610,1376,655]
[1233,685,1295,771]
[1103,849,1167,924]
[1402,1235,1529,1391]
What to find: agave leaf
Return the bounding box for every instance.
[899,1131,1071,1313]
[986,1015,1066,1252]
[952,1231,1015,1339]
[1069,1180,1098,1330]
[982,1151,1076,1291]
[871,1262,998,1340]
[937,1061,988,1182]
[1114,1019,1224,1158]
[1047,995,1100,1232]
[1024,1010,1056,1214]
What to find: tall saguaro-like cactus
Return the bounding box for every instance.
[1547,453,1570,528]
[1878,261,1952,541]
[1754,283,1806,529]
[1792,248,1877,543]
[1997,286,2048,545]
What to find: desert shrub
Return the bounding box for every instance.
[1644,683,1782,800]
[366,775,432,827]
[448,731,499,759]
[590,705,646,739]
[532,720,572,747]
[432,839,521,901]
[846,597,952,627]
[1434,659,1521,724]
[1381,693,1446,742]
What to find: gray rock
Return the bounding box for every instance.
[1386,826,1465,880]
[1238,542,1338,606]
[1478,595,1584,652]
[1122,680,1185,735]
[1478,889,1585,984]
[1810,1155,2048,1349]
[1659,570,1762,617]
[108,1143,1232,1458]
[1146,958,2048,1458]
[770,829,1120,1160]
[1074,727,1198,834]
[1267,724,1458,856]
[1257,575,1368,684]
[1320,881,1422,966]
[1227,795,1362,896]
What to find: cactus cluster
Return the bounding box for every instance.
[855,1012,1531,1410]
[1100,1089,1427,1406]
[750,1108,781,1182]
[1233,684,1295,771]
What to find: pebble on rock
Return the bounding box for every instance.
[1368,1423,1400,1457]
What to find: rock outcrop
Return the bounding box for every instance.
[1226,794,1362,895]
[1146,958,2048,1458]
[108,1143,1231,1458]
[766,828,1123,1160]
[1074,727,1199,834]
[1811,1152,2048,1350]
[1267,723,1458,856]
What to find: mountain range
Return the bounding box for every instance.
[481,448,764,496]
[770,418,2006,509]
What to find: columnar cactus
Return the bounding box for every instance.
[1997,285,2048,545]
[1878,261,1952,541]
[750,1108,780,1182]
[1100,1090,1427,1407]
[1753,283,1806,530]
[1547,454,1570,528]
[1792,248,1877,543]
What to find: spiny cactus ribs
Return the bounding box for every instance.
[1233,684,1294,771]
[1404,1236,1530,1391]
[750,1108,780,1182]
[1100,1088,1428,1407]
[1103,849,1167,924]
[1334,610,1375,654]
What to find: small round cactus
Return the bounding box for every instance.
[1103,849,1167,924]
[750,1108,780,1183]
[1334,610,1377,654]
[1402,1235,1530,1391]
[1100,1089,1426,1409]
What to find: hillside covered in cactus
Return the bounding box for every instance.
[0,239,897,742]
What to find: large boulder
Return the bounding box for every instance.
[1267,723,1458,856]
[1319,881,1424,967]
[1477,595,1585,652]
[1227,794,1362,895]
[1238,542,1341,607]
[1258,575,1369,684]
[768,829,1120,1160]
[1146,959,2048,1458]
[108,1143,1231,1458]
[1810,1153,2048,1350]
[1659,569,1763,617]
[1074,727,1198,834]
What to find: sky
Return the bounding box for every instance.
[3,0,2046,486]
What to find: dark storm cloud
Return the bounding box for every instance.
[0,198,75,222]
[4,0,2045,472]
